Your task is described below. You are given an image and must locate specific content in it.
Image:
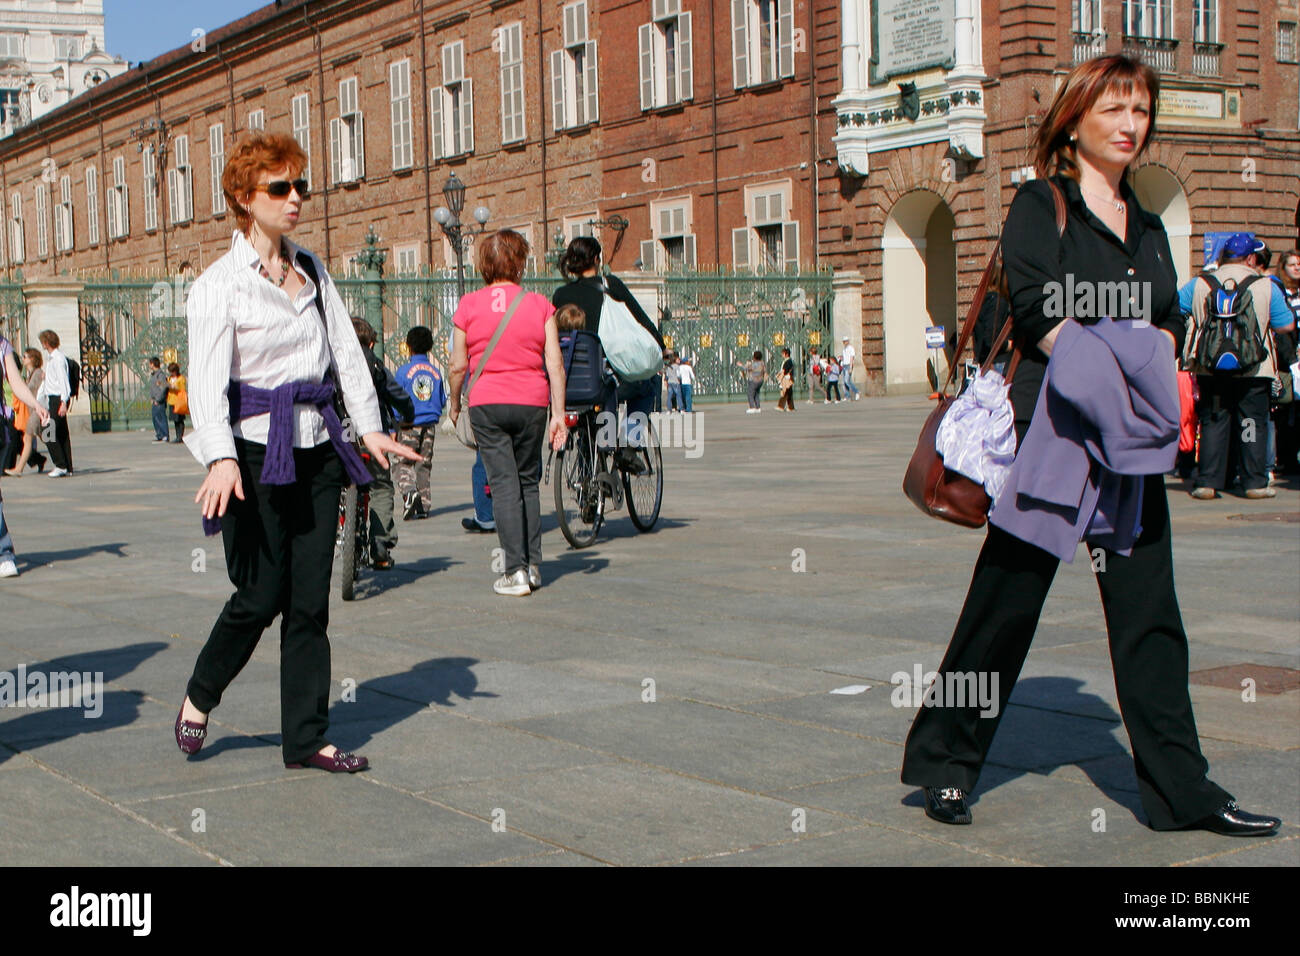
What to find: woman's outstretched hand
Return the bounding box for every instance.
[361,431,423,468]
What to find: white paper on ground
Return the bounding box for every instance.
[829,684,870,695]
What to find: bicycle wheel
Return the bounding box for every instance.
[554,418,604,549]
[624,418,663,532]
[339,484,358,601]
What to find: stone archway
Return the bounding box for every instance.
[1132,164,1192,287]
[882,189,957,392]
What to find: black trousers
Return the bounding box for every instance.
[1194,375,1270,491]
[186,439,344,763]
[470,404,547,574]
[901,474,1230,830]
[44,398,72,472]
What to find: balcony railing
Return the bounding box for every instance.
[1072,31,1107,64]
[1122,35,1179,73]
[1192,41,1224,77]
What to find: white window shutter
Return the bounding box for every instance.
[781,221,799,272]
[106,176,118,240]
[166,168,178,224]
[121,182,129,235]
[584,41,599,124]
[652,0,669,20]
[460,78,474,153]
[430,87,445,159]
[640,238,659,272]
[551,49,566,131]
[682,234,696,268]
[177,134,189,169]
[732,227,751,269]
[329,117,341,184]
[679,12,694,101]
[778,0,795,77]
[638,24,655,111]
[731,0,749,88]
[354,113,365,179]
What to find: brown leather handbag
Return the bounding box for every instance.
[902,180,1066,527]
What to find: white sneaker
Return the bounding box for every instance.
[48,467,69,478]
[493,568,531,596]
[0,560,18,578]
[854,395,861,401]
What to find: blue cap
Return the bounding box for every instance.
[1223,233,1265,258]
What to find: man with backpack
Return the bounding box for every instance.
[36,330,75,477]
[1180,233,1296,499]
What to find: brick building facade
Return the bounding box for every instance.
[0,0,1296,392]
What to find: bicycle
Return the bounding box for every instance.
[335,451,374,601]
[549,400,663,549]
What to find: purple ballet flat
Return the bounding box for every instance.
[175,704,208,755]
[285,748,369,773]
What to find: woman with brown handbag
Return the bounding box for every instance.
[900,55,1279,837]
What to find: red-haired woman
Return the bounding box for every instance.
[447,230,568,596]
[175,132,418,771]
[901,56,1279,836]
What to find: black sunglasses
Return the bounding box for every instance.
[255,179,309,199]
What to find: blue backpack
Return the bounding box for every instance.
[560,330,610,406]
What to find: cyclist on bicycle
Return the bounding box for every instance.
[552,237,665,474]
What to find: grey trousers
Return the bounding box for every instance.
[469,404,547,574]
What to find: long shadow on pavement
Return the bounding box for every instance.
[350,555,461,599]
[0,642,168,765]
[902,677,1148,822]
[17,542,131,568]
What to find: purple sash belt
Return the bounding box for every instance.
[201,378,371,536]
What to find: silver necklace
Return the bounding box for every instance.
[1080,183,1125,213]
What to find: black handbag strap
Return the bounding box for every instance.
[295,250,344,396]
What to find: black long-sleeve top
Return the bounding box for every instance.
[551,273,666,350]
[1001,174,1187,432]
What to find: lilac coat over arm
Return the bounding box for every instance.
[988,317,1181,562]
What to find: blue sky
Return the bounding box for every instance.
[104,0,267,65]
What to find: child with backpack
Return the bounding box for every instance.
[167,362,189,443]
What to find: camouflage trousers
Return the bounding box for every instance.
[393,424,436,515]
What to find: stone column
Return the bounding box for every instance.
[23,277,89,433]
[831,270,865,389]
[621,274,665,331]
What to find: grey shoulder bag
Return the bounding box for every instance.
[455,289,528,449]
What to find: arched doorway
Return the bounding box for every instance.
[1132,165,1191,287]
[882,190,957,392]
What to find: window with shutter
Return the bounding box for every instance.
[291,94,312,188]
[171,134,193,223]
[640,239,660,273]
[390,60,412,170]
[34,183,48,258]
[9,193,23,264]
[143,145,158,232]
[86,166,99,245]
[734,0,794,88]
[499,23,526,143]
[732,227,751,270]
[642,5,693,109]
[555,3,598,129]
[337,78,364,181]
[210,124,226,215]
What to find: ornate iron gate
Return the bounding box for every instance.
[658,270,835,402]
[79,278,187,431]
[0,273,26,352]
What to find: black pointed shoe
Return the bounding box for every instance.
[923,786,972,825]
[1186,801,1280,837]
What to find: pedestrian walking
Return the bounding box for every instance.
[677,354,695,412]
[166,362,188,442]
[900,55,1279,837]
[824,355,843,403]
[461,450,496,534]
[1179,233,1295,500]
[174,131,417,772]
[147,357,170,442]
[393,325,446,522]
[4,348,47,476]
[35,330,73,477]
[448,229,568,596]
[0,332,51,578]
[808,349,823,404]
[839,335,861,400]
[738,351,766,412]
[1267,249,1300,476]
[664,352,683,411]
[777,347,796,412]
[354,317,414,570]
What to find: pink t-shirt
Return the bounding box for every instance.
[453,284,553,408]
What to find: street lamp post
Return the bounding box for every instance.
[433,173,490,300]
[130,117,171,273]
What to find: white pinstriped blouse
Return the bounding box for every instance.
[182,230,382,468]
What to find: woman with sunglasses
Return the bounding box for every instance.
[175,132,418,772]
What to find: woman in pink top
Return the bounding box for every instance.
[447,230,568,596]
